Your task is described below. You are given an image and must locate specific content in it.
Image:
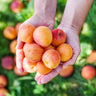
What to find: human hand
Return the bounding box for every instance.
[35,25,81,85]
[16,13,55,72]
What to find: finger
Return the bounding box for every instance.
[16,49,24,72]
[16,37,24,49]
[40,65,62,84]
[37,75,44,85]
[35,72,43,81]
[63,50,80,68]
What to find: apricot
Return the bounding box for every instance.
[57,44,73,62]
[87,51,96,64]
[33,26,52,47]
[0,88,9,96]
[10,0,24,13]
[19,24,35,43]
[81,65,95,80]
[44,45,55,51]
[14,66,28,76]
[37,61,52,75]
[52,29,66,46]
[23,58,37,73]
[0,75,7,88]
[15,23,22,35]
[59,65,74,77]
[23,43,44,62]
[42,49,60,69]
[3,26,17,40]
[10,40,17,54]
[1,56,15,70]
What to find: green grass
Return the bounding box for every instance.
[0,0,96,96]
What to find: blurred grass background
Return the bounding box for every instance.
[0,0,96,96]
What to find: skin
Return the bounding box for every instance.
[16,0,93,84]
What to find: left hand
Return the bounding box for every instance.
[35,25,81,85]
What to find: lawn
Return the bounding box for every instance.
[0,0,96,96]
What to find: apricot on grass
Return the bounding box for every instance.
[59,65,74,77]
[23,43,44,62]
[15,23,22,35]
[87,51,96,64]
[1,56,15,70]
[0,75,7,88]
[14,66,28,76]
[42,49,60,69]
[19,24,35,43]
[10,39,17,54]
[0,88,9,96]
[44,45,55,51]
[10,0,24,13]
[37,61,52,75]
[23,58,37,73]
[81,65,95,80]
[3,26,17,40]
[52,29,66,47]
[33,26,52,47]
[57,44,73,62]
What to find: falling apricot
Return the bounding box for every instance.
[0,75,7,88]
[33,26,52,47]
[81,65,95,80]
[42,49,60,69]
[14,66,28,76]
[57,44,73,62]
[59,65,74,77]
[52,29,66,46]
[19,24,35,43]
[23,58,37,73]
[23,43,44,62]
[87,51,96,64]
[3,26,17,40]
[0,88,9,96]
[37,61,52,75]
[44,45,55,51]
[1,56,15,70]
[10,0,24,13]
[10,40,17,54]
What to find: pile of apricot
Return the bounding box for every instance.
[18,24,73,75]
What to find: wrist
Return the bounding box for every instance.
[58,24,80,36]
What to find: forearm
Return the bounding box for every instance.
[34,0,57,20]
[60,0,93,34]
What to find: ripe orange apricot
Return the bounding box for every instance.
[57,44,73,62]
[23,43,44,62]
[42,49,60,69]
[37,61,52,75]
[1,56,15,70]
[0,88,9,96]
[23,58,37,73]
[81,65,95,80]
[14,55,16,64]
[14,66,28,76]
[10,40,17,54]
[59,65,74,77]
[10,0,24,13]
[87,51,96,64]
[33,26,52,47]
[44,45,55,51]
[19,24,35,43]
[0,75,7,88]
[15,23,22,35]
[3,26,17,40]
[52,29,66,47]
